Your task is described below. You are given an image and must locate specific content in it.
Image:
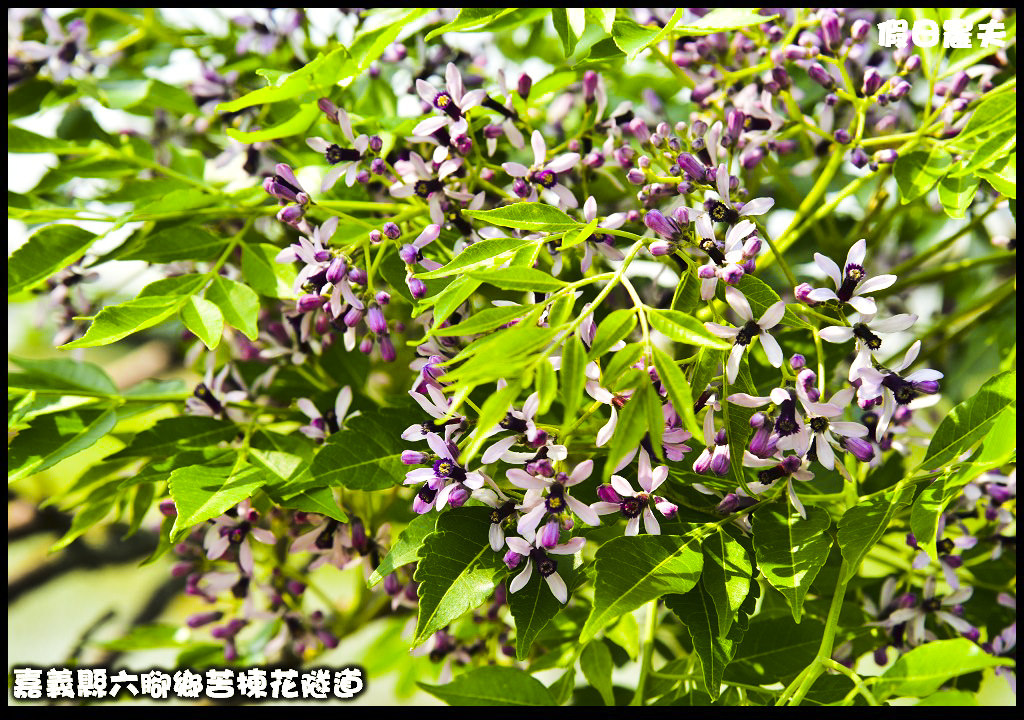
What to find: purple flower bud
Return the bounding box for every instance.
[862,67,884,96]
[677,152,707,182]
[187,611,224,628]
[780,455,802,474]
[949,71,970,97]
[794,282,818,305]
[368,135,383,153]
[503,550,523,570]
[710,449,730,476]
[512,177,531,198]
[833,129,851,145]
[596,484,621,504]
[797,368,817,394]
[343,307,364,328]
[366,306,387,335]
[379,335,396,362]
[408,277,427,299]
[749,424,776,458]
[638,155,651,170]
[370,158,386,175]
[902,55,921,73]
[844,436,875,463]
[654,496,678,519]
[627,168,646,185]
[690,119,708,138]
[849,146,870,168]
[850,19,870,41]
[448,483,471,509]
[691,81,716,105]
[348,267,368,285]
[790,354,806,369]
[876,149,898,164]
[583,70,599,104]
[722,264,745,285]
[539,519,560,548]
[644,209,680,240]
[771,67,791,90]
[402,450,427,465]
[820,12,841,50]
[649,240,674,256]
[517,72,532,99]
[382,222,401,240]
[297,293,325,313]
[325,256,348,284]
[383,572,402,596]
[627,117,650,143]
[318,97,339,123]
[873,646,890,666]
[808,63,835,90]
[287,579,306,596]
[159,499,177,517]
[277,204,306,226]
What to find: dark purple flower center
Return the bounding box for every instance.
[837,263,865,302]
[325,144,361,164]
[735,320,761,346]
[620,494,648,519]
[545,484,565,514]
[708,200,739,224]
[809,416,830,434]
[500,413,529,433]
[434,91,461,120]
[530,549,558,577]
[698,237,727,265]
[852,322,882,350]
[774,399,799,436]
[490,500,516,524]
[881,374,917,405]
[193,383,223,414]
[532,168,557,189]
[414,178,444,198]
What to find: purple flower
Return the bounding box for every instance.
[505,534,585,604]
[591,449,673,535]
[502,130,580,209]
[805,239,895,315]
[704,287,785,383]
[509,460,600,542]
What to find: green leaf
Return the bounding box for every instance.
[751,505,833,623]
[61,296,184,349]
[724,616,826,686]
[666,578,757,699]
[181,296,224,350]
[958,92,1017,143]
[580,641,615,705]
[110,416,238,460]
[419,666,555,706]
[309,409,410,491]
[938,171,981,218]
[977,150,1016,198]
[168,464,268,539]
[950,126,1015,178]
[242,243,297,299]
[8,224,97,296]
[227,102,319,143]
[651,346,703,441]
[560,334,587,430]
[551,9,577,57]
[270,487,347,524]
[413,508,506,645]
[921,370,1016,470]
[581,533,704,642]
[432,305,535,336]
[916,690,979,706]
[443,325,556,388]
[424,277,482,330]
[610,18,659,60]
[8,356,117,395]
[137,274,207,298]
[605,380,658,476]
[587,308,637,360]
[7,124,75,153]
[647,308,731,349]
[51,479,122,551]
[117,226,229,265]
[464,203,579,232]
[216,46,354,112]
[535,357,558,415]
[368,513,438,588]
[875,638,1012,699]
[894,148,953,203]
[560,217,598,250]
[424,8,517,40]
[204,276,260,341]
[417,237,532,279]
[736,274,810,329]
[700,526,752,636]
[837,484,915,581]
[468,266,567,292]
[679,8,776,34]
[8,408,118,483]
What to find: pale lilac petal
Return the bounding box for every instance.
[807,287,839,303]
[413,115,449,137]
[552,536,586,554]
[531,130,546,167]
[507,468,550,490]
[625,516,641,536]
[739,196,774,216]
[758,301,786,330]
[705,323,740,339]
[759,332,783,367]
[725,286,753,321]
[846,239,866,268]
[548,153,581,174]
[566,495,600,526]
[728,393,772,407]
[568,459,594,486]
[858,274,897,294]
[727,344,744,383]
[814,253,842,288]
[643,507,660,535]
[870,313,917,333]
[831,421,868,437]
[819,326,854,343]
[483,436,518,464]
[816,434,835,469]
[610,475,636,497]
[489,524,505,551]
[506,536,533,555]
[545,572,568,603]
[509,561,533,593]
[846,295,877,315]
[502,161,530,177]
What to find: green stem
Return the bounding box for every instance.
[630,599,659,706]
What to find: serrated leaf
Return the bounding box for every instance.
[938,171,981,218]
[875,638,1012,699]
[560,217,598,250]
[181,295,223,350]
[413,508,506,645]
[837,484,915,581]
[242,243,297,299]
[368,513,438,588]
[418,237,531,280]
[137,274,207,298]
[424,8,516,40]
[647,308,731,349]
[581,533,704,642]
[168,464,268,538]
[8,408,118,484]
[700,526,752,636]
[751,505,832,623]
[62,296,184,349]
[310,409,410,491]
[51,479,122,551]
[271,487,347,524]
[465,203,579,232]
[468,266,567,292]
[921,370,1015,470]
[8,224,97,296]
[424,277,482,330]
[460,382,521,466]
[205,276,260,341]
[509,553,578,661]
[419,666,555,706]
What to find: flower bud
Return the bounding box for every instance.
[382,221,401,240]
[503,550,523,570]
[843,436,875,463]
[448,483,471,509]
[326,256,348,284]
[517,72,532,99]
[820,12,841,50]
[407,277,427,299]
[795,282,818,305]
[297,293,325,313]
[790,354,806,369]
[596,484,621,504]
[539,519,560,548]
